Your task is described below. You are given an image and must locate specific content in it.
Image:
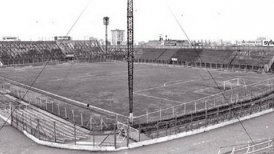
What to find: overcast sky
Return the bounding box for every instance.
[0,0,273,42]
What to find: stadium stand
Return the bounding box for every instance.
[134,46,274,72]
[229,49,273,66]
[139,48,168,61]
[108,46,127,60]
[0,40,106,65]
[157,49,178,61]
[171,48,202,63]
[56,40,104,59]
[0,41,64,65]
[198,49,234,64]
[134,48,144,59]
[1,40,274,73]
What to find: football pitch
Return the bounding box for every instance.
[0,62,273,117]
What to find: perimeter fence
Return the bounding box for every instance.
[134,58,265,72]
[218,138,274,154]
[0,102,129,148]
[1,75,274,149]
[0,77,129,131]
[133,77,274,124]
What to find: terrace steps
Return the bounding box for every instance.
[12,106,89,141]
[136,47,274,72]
[0,93,91,142]
[13,109,68,143]
[172,49,202,62]
[157,49,178,61]
[199,49,234,64]
[18,107,89,140]
[139,49,167,60]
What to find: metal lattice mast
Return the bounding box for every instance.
[127,0,134,122]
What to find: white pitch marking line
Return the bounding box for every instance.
[165,79,197,87]
[36,77,65,83]
[163,79,192,86]
[234,75,265,79]
[193,140,210,146]
[194,87,214,95]
[134,92,183,104]
[76,68,159,79]
[134,79,196,93]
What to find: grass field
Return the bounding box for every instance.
[0,62,273,117]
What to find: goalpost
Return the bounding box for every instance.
[223,78,246,90]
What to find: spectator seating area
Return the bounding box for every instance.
[1,40,274,72]
[107,46,127,60]
[172,48,203,62]
[0,41,64,65]
[198,49,234,64]
[56,40,104,58]
[157,49,178,61]
[138,49,168,60]
[135,48,178,62]
[230,49,274,66]
[135,47,274,71]
[0,40,105,65]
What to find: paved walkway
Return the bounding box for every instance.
[1,111,274,154]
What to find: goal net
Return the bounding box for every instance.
[223,78,246,90]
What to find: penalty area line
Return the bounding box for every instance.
[134,92,183,104]
[134,79,196,93]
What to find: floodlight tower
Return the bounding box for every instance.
[103,17,109,53]
[127,0,134,123]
